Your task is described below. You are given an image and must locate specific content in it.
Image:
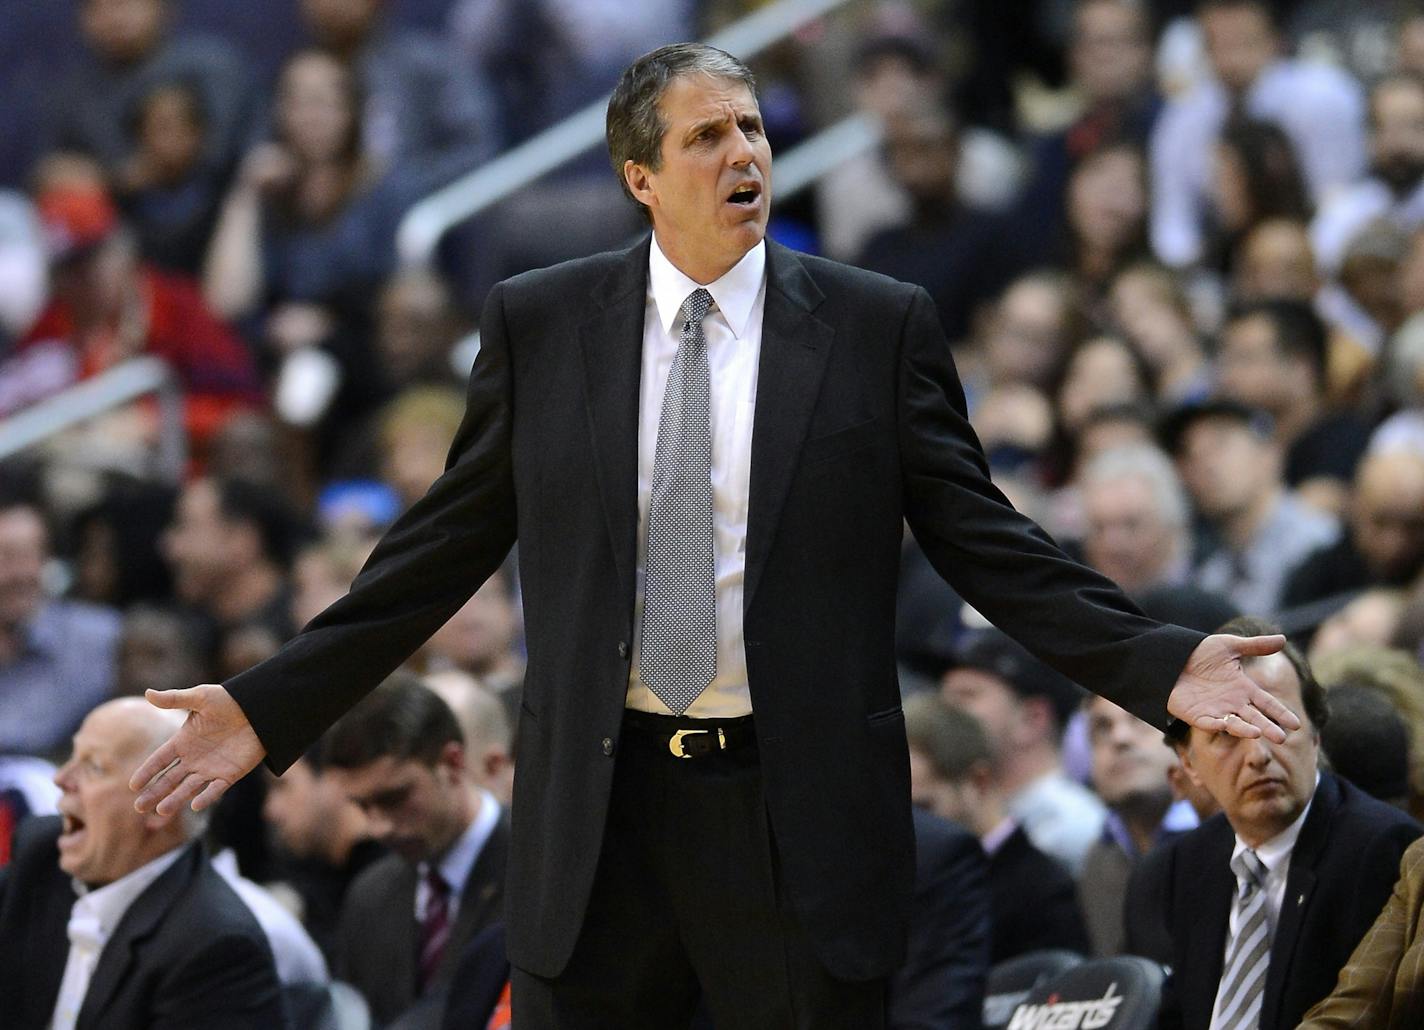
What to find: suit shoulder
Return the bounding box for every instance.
[497,246,637,301]
[343,853,412,909]
[176,857,270,945]
[1332,777,1423,844]
[790,250,921,303]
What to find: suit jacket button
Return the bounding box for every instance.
[602,737,616,756]
[617,641,629,659]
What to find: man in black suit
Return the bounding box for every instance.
[132,43,1299,1027]
[322,675,508,1027]
[0,698,284,1029]
[1140,617,1421,1030]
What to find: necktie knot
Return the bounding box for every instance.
[426,867,449,901]
[1231,848,1267,898]
[680,288,713,333]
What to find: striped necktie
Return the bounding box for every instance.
[419,867,451,992]
[1212,848,1272,1030]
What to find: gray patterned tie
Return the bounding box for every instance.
[1213,849,1272,1030]
[641,288,717,715]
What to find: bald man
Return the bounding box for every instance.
[1283,448,1424,609]
[0,699,285,1030]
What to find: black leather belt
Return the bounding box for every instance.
[621,710,756,759]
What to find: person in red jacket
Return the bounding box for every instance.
[3,179,263,458]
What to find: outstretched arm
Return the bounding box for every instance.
[1167,633,1300,744]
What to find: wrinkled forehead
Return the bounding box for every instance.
[659,73,759,124]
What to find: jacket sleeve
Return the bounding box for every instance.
[226,282,520,771]
[895,284,1202,729]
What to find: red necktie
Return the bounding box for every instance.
[419,867,451,991]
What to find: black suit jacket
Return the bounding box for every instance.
[889,809,991,1030]
[334,810,508,1025]
[226,237,1204,980]
[0,816,285,1030]
[1145,772,1421,1030]
[990,825,1091,963]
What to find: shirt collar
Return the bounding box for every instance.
[70,843,188,939]
[428,790,499,900]
[648,235,766,340]
[980,817,1018,857]
[1232,769,1320,877]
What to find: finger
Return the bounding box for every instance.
[1213,712,1262,740]
[1248,685,1303,735]
[145,686,204,711]
[132,757,183,813]
[1234,704,1286,744]
[155,772,208,820]
[192,778,231,813]
[129,738,179,796]
[1228,633,1287,658]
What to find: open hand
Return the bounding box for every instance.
[1167,633,1302,743]
[129,685,266,817]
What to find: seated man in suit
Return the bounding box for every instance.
[1142,616,1421,1030]
[0,697,285,1029]
[325,673,508,1027]
[904,691,1090,963]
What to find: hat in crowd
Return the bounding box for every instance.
[1156,397,1275,457]
[949,629,1084,729]
[36,184,118,264]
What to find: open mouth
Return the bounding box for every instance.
[727,183,761,206]
[59,812,87,846]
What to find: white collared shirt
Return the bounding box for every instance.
[49,845,187,1030]
[1207,771,1320,1029]
[415,789,500,925]
[624,235,767,719]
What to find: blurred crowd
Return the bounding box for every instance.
[8,0,1424,1027]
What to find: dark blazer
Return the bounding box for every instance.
[889,809,991,1030]
[226,237,1204,981]
[990,825,1091,963]
[0,815,285,1030]
[1144,772,1421,1030]
[334,809,508,1025]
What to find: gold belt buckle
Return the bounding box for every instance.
[669,727,727,759]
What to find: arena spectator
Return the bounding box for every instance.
[161,476,304,649]
[418,563,524,696]
[375,268,468,393]
[43,0,256,186]
[1162,398,1340,615]
[1018,0,1160,246]
[0,496,120,760]
[1079,696,1197,957]
[4,175,264,456]
[1079,443,1193,593]
[300,0,498,176]
[423,669,515,806]
[1216,299,1373,512]
[68,477,175,609]
[262,745,384,964]
[1206,119,1311,277]
[289,534,375,632]
[323,674,508,1027]
[1106,261,1213,402]
[0,698,287,1029]
[375,386,467,513]
[1150,0,1367,267]
[854,103,1021,345]
[940,629,1106,874]
[1049,334,1157,475]
[1144,617,1421,1030]
[1283,448,1424,608]
[1309,589,1409,663]
[1061,139,1152,306]
[113,605,206,698]
[904,692,1090,964]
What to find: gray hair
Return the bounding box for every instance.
[1386,311,1424,408]
[1081,442,1190,531]
[606,43,758,215]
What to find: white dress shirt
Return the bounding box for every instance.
[49,845,187,1030]
[415,788,501,924]
[624,235,767,718]
[1150,58,1366,267]
[1208,772,1319,1029]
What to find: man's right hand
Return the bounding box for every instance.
[129,685,267,817]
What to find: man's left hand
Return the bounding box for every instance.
[1167,633,1301,743]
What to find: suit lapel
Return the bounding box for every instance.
[577,238,652,613]
[1259,773,1338,1029]
[1180,818,1235,1022]
[744,240,833,609]
[77,844,200,1030]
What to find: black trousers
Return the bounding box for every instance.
[511,712,887,1029]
